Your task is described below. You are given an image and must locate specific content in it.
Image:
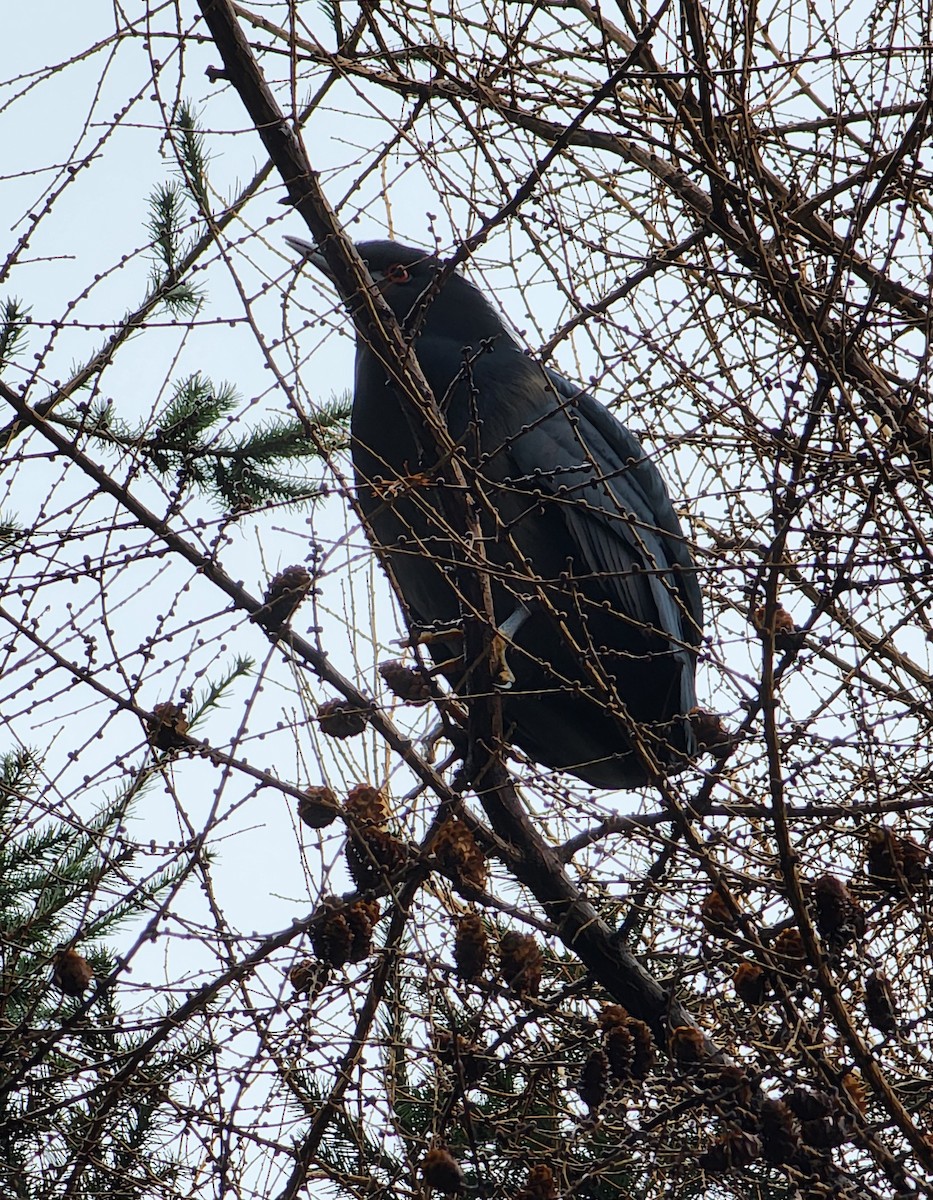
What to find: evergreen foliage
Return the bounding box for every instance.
[0,749,205,1200]
[61,373,350,512]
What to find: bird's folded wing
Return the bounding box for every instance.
[505,368,701,650]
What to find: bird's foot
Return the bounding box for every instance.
[396,624,464,649]
[490,633,515,689]
[490,602,531,690]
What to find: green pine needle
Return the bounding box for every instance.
[188,656,255,726]
[175,102,210,211]
[156,373,238,444]
[0,297,30,369]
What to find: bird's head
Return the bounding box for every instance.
[286,236,512,346]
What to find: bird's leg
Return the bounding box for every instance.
[491,601,531,690]
[395,625,465,679]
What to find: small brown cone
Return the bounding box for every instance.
[379,659,432,705]
[700,885,738,935]
[421,1147,465,1194]
[597,1004,654,1079]
[758,1098,801,1165]
[577,1048,609,1113]
[345,827,409,890]
[733,961,768,1005]
[52,948,94,997]
[864,972,897,1034]
[298,786,338,829]
[499,931,543,998]
[753,602,798,649]
[812,873,865,951]
[343,783,390,829]
[435,1032,489,1084]
[516,1164,559,1200]
[786,1088,846,1150]
[704,1064,753,1116]
[842,1071,868,1116]
[311,907,353,968]
[699,1127,761,1173]
[689,707,733,754]
[433,818,487,891]
[317,698,368,738]
[772,927,806,974]
[785,1087,834,1122]
[597,1004,629,1032]
[146,701,189,750]
[866,825,927,893]
[453,913,488,982]
[627,1018,655,1079]
[288,957,324,994]
[605,1023,634,1080]
[670,1025,706,1063]
[261,565,311,627]
[345,899,381,962]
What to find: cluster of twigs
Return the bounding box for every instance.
[1,0,933,1197]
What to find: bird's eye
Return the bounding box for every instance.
[384,263,411,284]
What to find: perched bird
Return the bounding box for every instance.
[288,237,702,787]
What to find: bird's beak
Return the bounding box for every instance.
[284,235,331,278]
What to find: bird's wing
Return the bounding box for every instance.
[505,365,702,648]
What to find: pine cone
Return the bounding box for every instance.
[597,1005,654,1079]
[311,907,353,968]
[578,1048,609,1113]
[670,1025,706,1063]
[345,899,381,962]
[699,1127,761,1173]
[842,1071,867,1115]
[421,1147,465,1194]
[897,833,927,883]
[864,972,897,1034]
[515,1164,559,1200]
[772,927,806,973]
[704,1064,754,1117]
[733,961,768,1005]
[786,1088,846,1149]
[51,948,94,997]
[345,827,409,890]
[499,931,543,998]
[453,913,488,982]
[700,885,739,935]
[812,873,865,951]
[753,602,798,649]
[317,698,368,739]
[298,786,338,829]
[800,1113,847,1150]
[288,957,324,994]
[689,707,733,755]
[146,701,189,750]
[343,783,390,829]
[627,1018,655,1079]
[435,1032,489,1084]
[605,1023,634,1080]
[379,659,432,705]
[785,1087,834,1123]
[866,825,927,893]
[433,818,487,891]
[261,565,311,627]
[758,1098,801,1165]
[597,1004,629,1031]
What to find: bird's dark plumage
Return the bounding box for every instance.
[289,237,703,787]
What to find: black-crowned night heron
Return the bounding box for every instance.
[289,237,703,788]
